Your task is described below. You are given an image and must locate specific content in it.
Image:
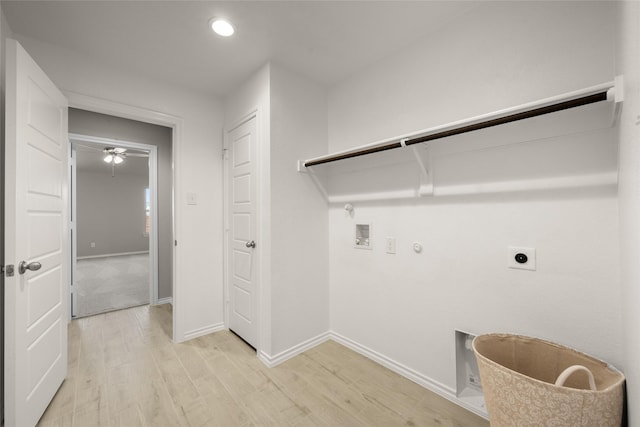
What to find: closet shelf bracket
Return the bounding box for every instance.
[297,160,329,200]
[410,145,433,196]
[608,75,624,126]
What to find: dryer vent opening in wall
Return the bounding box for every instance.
[455,330,487,417]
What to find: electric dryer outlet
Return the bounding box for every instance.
[507,246,536,271]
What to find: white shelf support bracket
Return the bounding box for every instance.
[411,146,434,196]
[297,160,329,201]
[608,75,624,126]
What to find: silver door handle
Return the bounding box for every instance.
[19,261,41,275]
[245,241,256,249]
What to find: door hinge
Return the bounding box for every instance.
[223,148,229,160]
[175,240,178,246]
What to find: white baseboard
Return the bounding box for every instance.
[258,331,332,368]
[156,297,173,305]
[209,327,487,420]
[77,250,150,260]
[329,332,488,420]
[182,322,225,341]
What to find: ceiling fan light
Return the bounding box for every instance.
[113,155,124,164]
[103,154,113,163]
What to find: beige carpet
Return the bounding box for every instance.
[75,253,150,317]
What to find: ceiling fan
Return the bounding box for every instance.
[73,142,149,177]
[103,147,129,177]
[103,146,126,164]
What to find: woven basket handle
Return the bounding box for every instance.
[554,365,597,390]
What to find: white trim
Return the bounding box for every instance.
[66,92,181,343]
[222,131,230,331]
[258,331,332,368]
[251,329,488,418]
[156,297,173,305]
[182,323,225,341]
[329,332,489,420]
[77,251,150,260]
[227,108,258,132]
[66,91,182,128]
[69,142,77,319]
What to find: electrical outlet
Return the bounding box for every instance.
[508,246,536,271]
[90,242,96,248]
[385,237,396,254]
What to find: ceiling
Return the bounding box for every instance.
[1,1,476,97]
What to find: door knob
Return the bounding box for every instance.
[245,241,256,249]
[19,261,41,275]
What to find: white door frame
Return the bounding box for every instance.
[66,92,182,341]
[68,133,159,315]
[69,143,77,319]
[223,109,261,352]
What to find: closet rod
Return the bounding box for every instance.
[304,90,609,168]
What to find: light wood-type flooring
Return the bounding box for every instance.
[37,304,489,427]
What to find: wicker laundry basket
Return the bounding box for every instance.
[473,334,625,426]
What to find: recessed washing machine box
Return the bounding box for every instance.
[354,223,372,249]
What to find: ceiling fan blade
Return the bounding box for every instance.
[113,147,127,153]
[126,152,149,157]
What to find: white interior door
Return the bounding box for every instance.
[4,39,68,427]
[227,116,258,348]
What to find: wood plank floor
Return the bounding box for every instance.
[37,304,489,427]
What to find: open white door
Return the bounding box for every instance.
[4,39,68,427]
[226,115,258,348]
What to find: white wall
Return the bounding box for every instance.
[9,34,225,341]
[269,64,329,357]
[327,0,622,409]
[329,1,615,152]
[616,1,640,424]
[224,63,330,360]
[224,63,273,354]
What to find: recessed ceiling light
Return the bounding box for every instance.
[210,18,235,37]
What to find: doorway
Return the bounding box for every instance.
[70,136,156,317]
[67,107,175,320]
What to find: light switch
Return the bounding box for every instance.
[385,237,396,254]
[187,192,198,205]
